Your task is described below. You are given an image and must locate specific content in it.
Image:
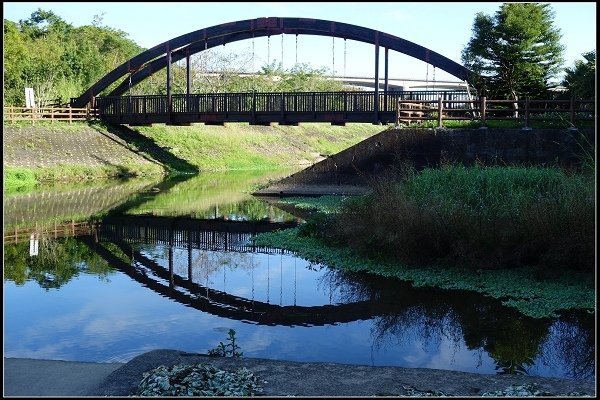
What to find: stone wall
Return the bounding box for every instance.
[278,127,595,185]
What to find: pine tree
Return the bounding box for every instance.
[461,3,564,100]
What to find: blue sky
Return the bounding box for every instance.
[3,2,596,83]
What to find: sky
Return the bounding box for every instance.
[3,2,597,84]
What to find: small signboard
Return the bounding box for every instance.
[29,233,39,256]
[25,87,36,108]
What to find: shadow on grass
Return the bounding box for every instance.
[91,122,199,174]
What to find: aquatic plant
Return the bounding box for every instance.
[251,228,594,318]
[277,195,348,214]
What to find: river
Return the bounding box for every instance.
[3,170,594,380]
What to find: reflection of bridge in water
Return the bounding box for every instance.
[99,214,300,254]
[87,214,390,326]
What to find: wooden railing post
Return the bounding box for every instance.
[437,97,443,127]
[524,97,530,128]
[252,91,256,123]
[481,96,487,127]
[68,106,72,124]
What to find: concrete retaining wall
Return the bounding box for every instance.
[278,127,595,185]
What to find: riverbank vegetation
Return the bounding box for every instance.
[253,161,595,318]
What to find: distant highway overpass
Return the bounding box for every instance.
[198,72,472,92]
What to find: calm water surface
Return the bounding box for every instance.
[3,170,595,380]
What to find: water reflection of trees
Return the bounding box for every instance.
[3,237,115,288]
[538,312,595,380]
[316,268,594,379]
[168,248,258,284]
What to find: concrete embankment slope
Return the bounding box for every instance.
[3,124,162,170]
[254,126,594,196]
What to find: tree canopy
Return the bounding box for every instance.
[562,50,596,99]
[3,8,144,107]
[461,3,564,100]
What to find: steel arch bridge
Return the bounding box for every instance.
[73,17,478,124]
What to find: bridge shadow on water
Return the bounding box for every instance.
[96,123,200,174]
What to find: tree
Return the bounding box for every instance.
[562,50,595,99]
[461,3,564,100]
[3,9,143,106]
[3,19,30,106]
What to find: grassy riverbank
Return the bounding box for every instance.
[252,164,596,319]
[3,121,384,192]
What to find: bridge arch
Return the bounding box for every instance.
[72,17,476,107]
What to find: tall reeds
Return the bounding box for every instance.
[328,164,595,274]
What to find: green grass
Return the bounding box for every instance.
[3,120,382,193]
[403,118,595,129]
[2,120,93,132]
[3,167,38,192]
[3,163,164,195]
[403,164,593,219]
[276,195,348,214]
[133,123,384,171]
[336,164,595,273]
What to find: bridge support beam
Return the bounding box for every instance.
[186,50,191,113]
[166,45,172,125]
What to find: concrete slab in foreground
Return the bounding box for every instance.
[4,351,595,397]
[91,350,598,396]
[253,183,371,197]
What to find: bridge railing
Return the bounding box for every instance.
[96,90,473,117]
[396,97,595,127]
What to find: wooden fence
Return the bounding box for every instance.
[3,106,98,123]
[4,221,98,244]
[396,97,595,127]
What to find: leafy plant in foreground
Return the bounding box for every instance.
[137,363,264,396]
[208,329,243,358]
